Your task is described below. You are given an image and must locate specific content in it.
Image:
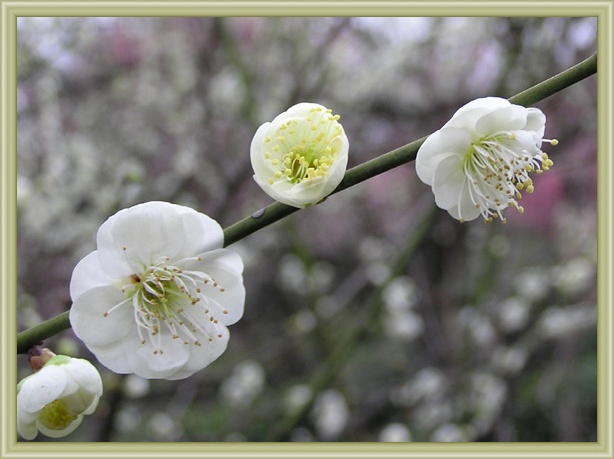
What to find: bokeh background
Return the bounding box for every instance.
[17,17,597,442]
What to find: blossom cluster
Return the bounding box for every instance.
[19,98,558,440]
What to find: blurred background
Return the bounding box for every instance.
[17,17,597,442]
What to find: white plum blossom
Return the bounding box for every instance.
[378,423,413,442]
[69,201,245,380]
[415,97,557,222]
[17,350,103,440]
[250,102,349,208]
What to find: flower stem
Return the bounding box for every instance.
[16,52,597,354]
[17,311,69,355]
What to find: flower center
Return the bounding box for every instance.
[38,399,77,431]
[105,253,228,355]
[263,106,343,185]
[463,132,556,223]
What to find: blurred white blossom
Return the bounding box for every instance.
[378,423,412,442]
[312,389,349,440]
[283,384,313,415]
[359,237,394,263]
[458,307,496,346]
[123,374,150,399]
[392,367,447,407]
[465,372,507,435]
[366,261,391,286]
[384,310,424,341]
[220,360,266,408]
[538,304,596,338]
[277,254,309,294]
[552,257,595,296]
[492,346,528,375]
[430,423,472,442]
[383,276,418,311]
[414,403,455,431]
[498,296,532,332]
[309,261,336,292]
[383,276,423,340]
[514,266,551,301]
[292,309,318,334]
[148,412,182,441]
[116,405,141,432]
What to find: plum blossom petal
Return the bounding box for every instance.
[69,201,245,380]
[431,155,482,222]
[416,97,557,222]
[69,252,117,301]
[182,249,246,326]
[70,286,135,346]
[445,97,511,130]
[250,102,349,208]
[415,127,471,186]
[474,105,528,135]
[18,365,68,414]
[525,108,547,137]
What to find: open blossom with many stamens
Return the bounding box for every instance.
[250,102,349,208]
[69,201,245,380]
[415,97,557,222]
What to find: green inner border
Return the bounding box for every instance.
[2,2,611,458]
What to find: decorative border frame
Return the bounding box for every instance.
[1,2,611,458]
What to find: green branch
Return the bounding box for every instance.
[16,52,597,355]
[17,311,69,355]
[508,52,597,107]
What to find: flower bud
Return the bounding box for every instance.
[17,353,103,440]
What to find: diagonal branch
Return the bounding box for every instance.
[16,52,597,355]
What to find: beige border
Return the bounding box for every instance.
[2,2,611,458]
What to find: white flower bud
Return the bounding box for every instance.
[17,354,103,440]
